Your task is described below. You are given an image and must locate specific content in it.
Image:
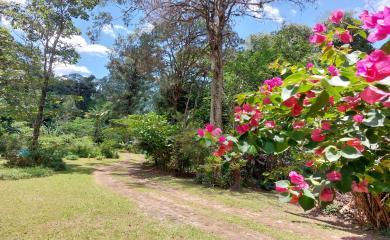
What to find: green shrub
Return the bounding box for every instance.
[112,113,178,169]
[0,166,53,180]
[57,118,95,137]
[99,140,119,159]
[65,154,79,160]
[67,136,100,158]
[195,156,231,188]
[170,129,209,174]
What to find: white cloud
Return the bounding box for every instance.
[101,24,131,38]
[102,25,116,38]
[248,1,283,23]
[364,0,390,11]
[62,35,110,56]
[263,5,283,23]
[291,9,297,16]
[53,63,91,76]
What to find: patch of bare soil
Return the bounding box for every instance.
[94,153,380,240]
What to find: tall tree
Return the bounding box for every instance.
[1,0,98,150]
[102,0,316,127]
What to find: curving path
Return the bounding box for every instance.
[94,153,379,240]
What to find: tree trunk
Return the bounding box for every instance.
[352,192,390,230]
[31,75,49,150]
[209,37,224,128]
[230,167,241,191]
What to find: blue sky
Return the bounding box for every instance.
[2,0,389,78]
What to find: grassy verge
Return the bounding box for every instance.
[0,163,53,180]
[0,157,217,240]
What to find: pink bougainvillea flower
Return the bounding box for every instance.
[234,106,241,113]
[353,114,364,124]
[337,30,353,43]
[360,86,389,104]
[263,97,272,105]
[360,10,378,29]
[249,118,259,127]
[293,121,305,129]
[205,124,214,132]
[293,181,309,190]
[352,179,369,193]
[347,138,365,152]
[329,10,344,24]
[275,185,288,193]
[313,23,327,33]
[213,141,233,157]
[264,77,283,91]
[306,62,314,69]
[236,124,251,135]
[291,104,303,117]
[343,95,361,108]
[314,147,325,155]
[218,136,226,144]
[289,171,305,185]
[242,103,252,112]
[320,188,334,202]
[329,96,335,105]
[306,90,316,98]
[328,41,334,46]
[327,171,342,182]
[283,96,299,108]
[305,161,314,167]
[337,104,351,112]
[309,33,327,44]
[264,120,276,128]
[356,50,390,82]
[328,65,340,76]
[311,129,326,142]
[321,121,332,131]
[197,129,205,137]
[290,194,300,204]
[211,128,222,137]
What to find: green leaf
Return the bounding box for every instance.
[290,131,305,141]
[298,189,316,211]
[341,146,363,159]
[363,110,385,127]
[283,72,307,86]
[308,91,329,115]
[281,85,298,101]
[357,30,367,39]
[321,80,342,100]
[324,146,341,162]
[263,141,275,154]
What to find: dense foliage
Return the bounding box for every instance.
[198,7,390,229]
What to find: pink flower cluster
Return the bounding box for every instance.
[197,124,222,138]
[264,77,283,91]
[360,86,389,106]
[213,140,233,157]
[234,104,262,135]
[283,95,303,117]
[359,7,390,42]
[356,50,390,82]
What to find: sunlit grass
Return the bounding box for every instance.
[0,157,216,240]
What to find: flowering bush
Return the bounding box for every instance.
[198,7,390,227]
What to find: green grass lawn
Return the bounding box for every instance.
[0,158,216,240]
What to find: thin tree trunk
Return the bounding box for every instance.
[31,75,49,150]
[209,35,224,128]
[31,24,64,150]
